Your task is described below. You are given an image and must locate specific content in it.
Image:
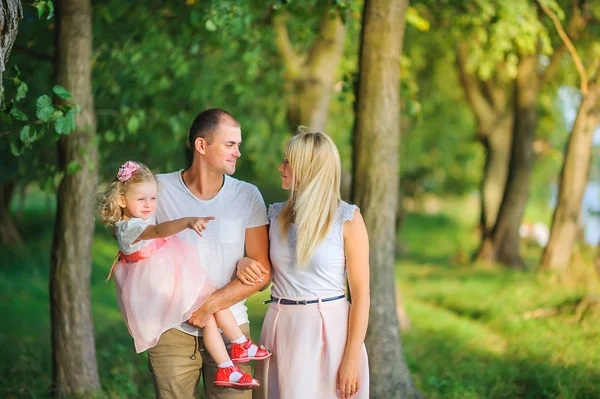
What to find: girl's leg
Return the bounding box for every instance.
[213,308,246,342]
[204,315,260,389]
[202,315,231,365]
[215,308,272,362]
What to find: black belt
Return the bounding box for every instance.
[263,294,346,305]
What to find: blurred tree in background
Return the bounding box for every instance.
[2,0,600,396]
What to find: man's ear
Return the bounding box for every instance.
[117,195,126,209]
[195,137,208,155]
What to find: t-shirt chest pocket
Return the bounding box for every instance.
[219,218,244,245]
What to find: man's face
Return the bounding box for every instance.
[204,123,242,175]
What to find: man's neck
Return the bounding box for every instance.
[181,166,225,201]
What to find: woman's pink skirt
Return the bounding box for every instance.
[112,238,215,353]
[254,298,369,399]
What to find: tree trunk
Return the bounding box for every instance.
[0,0,22,109]
[479,115,513,240]
[456,43,514,254]
[0,181,23,245]
[273,6,346,132]
[15,182,26,222]
[540,82,600,271]
[595,245,600,278]
[479,54,539,267]
[50,0,100,396]
[352,0,421,397]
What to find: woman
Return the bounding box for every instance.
[238,130,370,399]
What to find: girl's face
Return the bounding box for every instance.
[278,156,293,191]
[119,181,157,220]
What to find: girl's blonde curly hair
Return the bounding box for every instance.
[98,162,156,226]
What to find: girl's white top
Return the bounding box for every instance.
[114,216,156,255]
[268,201,358,299]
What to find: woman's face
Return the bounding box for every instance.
[278,156,293,190]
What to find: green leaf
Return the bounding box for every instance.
[10,107,28,121]
[10,140,22,156]
[33,1,45,19]
[1,111,10,124]
[36,95,55,121]
[205,20,217,32]
[20,126,31,143]
[406,7,430,32]
[127,115,140,133]
[53,85,72,100]
[20,125,30,141]
[46,0,54,19]
[67,161,81,175]
[16,82,28,102]
[104,129,116,143]
[54,109,76,135]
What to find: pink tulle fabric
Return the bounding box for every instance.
[111,237,215,353]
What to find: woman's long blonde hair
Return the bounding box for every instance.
[278,129,341,266]
[98,162,156,226]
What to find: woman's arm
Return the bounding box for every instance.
[337,209,370,399]
[133,216,214,243]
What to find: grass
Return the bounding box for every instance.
[1,193,599,398]
[397,200,600,399]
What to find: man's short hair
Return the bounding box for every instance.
[188,108,240,151]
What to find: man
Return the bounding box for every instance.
[152,108,271,399]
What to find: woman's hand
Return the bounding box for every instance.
[236,257,267,286]
[337,356,361,399]
[187,216,215,236]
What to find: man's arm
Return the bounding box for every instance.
[187,224,271,327]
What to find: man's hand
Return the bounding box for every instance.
[187,301,215,328]
[236,257,268,286]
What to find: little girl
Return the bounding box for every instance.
[99,161,271,389]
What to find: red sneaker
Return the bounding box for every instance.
[231,339,272,363]
[214,365,260,389]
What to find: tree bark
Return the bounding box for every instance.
[352,0,421,397]
[466,3,587,267]
[0,0,22,108]
[273,5,346,132]
[50,0,100,396]
[456,43,514,246]
[478,54,540,267]
[0,181,22,245]
[479,117,513,236]
[595,245,600,278]
[540,80,600,271]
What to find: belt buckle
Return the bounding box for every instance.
[298,299,307,305]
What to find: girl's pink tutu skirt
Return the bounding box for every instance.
[109,237,215,353]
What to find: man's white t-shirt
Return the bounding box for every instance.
[155,171,268,336]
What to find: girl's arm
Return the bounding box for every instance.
[133,216,215,243]
[337,209,370,399]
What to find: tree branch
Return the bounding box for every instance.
[587,58,600,84]
[483,72,508,112]
[272,12,304,80]
[306,7,346,79]
[456,42,496,131]
[539,0,588,91]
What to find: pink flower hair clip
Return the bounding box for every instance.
[117,161,140,182]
